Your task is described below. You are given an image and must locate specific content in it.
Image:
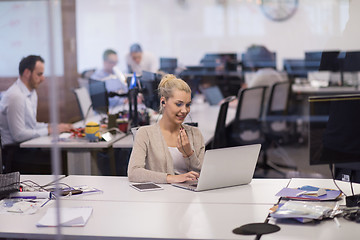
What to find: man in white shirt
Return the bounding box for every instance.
[126,43,158,74]
[0,55,72,173]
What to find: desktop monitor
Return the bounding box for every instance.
[342,51,360,72]
[140,71,161,111]
[305,51,323,62]
[241,52,276,71]
[88,79,109,115]
[318,51,341,72]
[160,58,177,74]
[202,53,238,71]
[309,94,360,182]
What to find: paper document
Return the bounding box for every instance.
[37,207,93,227]
[0,198,51,215]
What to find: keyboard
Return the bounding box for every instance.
[0,172,20,199]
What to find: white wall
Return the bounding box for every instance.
[0,1,64,77]
[76,0,359,72]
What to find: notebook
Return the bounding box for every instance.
[202,86,224,105]
[172,144,261,192]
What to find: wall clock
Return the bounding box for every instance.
[261,0,299,22]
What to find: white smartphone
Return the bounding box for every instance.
[129,182,163,192]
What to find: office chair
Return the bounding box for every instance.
[229,86,267,147]
[264,81,292,143]
[0,133,3,174]
[211,95,236,149]
[73,87,95,120]
[262,81,297,174]
[1,132,16,174]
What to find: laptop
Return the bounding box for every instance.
[172,144,261,191]
[202,86,224,105]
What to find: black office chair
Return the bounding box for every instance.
[1,132,17,174]
[229,86,267,147]
[211,96,236,149]
[0,133,3,174]
[262,81,297,173]
[264,81,292,143]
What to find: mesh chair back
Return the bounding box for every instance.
[73,87,95,119]
[230,86,267,146]
[265,81,291,135]
[268,82,290,113]
[0,133,2,174]
[237,86,267,121]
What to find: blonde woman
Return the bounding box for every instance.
[128,74,205,183]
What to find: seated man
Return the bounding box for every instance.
[0,55,73,173]
[91,49,128,108]
[126,43,158,74]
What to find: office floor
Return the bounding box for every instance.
[254,142,332,179]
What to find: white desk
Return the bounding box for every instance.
[0,199,272,240]
[58,175,290,205]
[0,175,280,240]
[20,132,126,175]
[292,84,359,94]
[5,176,360,239]
[262,178,360,240]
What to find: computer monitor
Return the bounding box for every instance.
[241,52,276,71]
[305,51,323,62]
[342,51,360,72]
[140,71,161,111]
[160,58,177,74]
[318,51,341,72]
[88,79,109,115]
[202,53,238,71]
[309,94,360,183]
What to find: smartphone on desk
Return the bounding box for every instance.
[129,182,163,192]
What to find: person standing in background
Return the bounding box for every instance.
[126,43,158,74]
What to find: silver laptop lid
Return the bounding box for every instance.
[196,144,261,191]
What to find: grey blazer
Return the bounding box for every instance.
[127,123,205,183]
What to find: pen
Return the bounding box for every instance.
[40,198,51,208]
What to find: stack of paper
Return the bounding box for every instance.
[270,200,338,223]
[37,207,93,227]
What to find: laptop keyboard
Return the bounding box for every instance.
[0,172,20,199]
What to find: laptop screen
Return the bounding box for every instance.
[202,86,224,105]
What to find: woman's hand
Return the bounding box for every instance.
[177,128,194,158]
[166,171,200,183]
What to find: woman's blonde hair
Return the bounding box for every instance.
[158,74,191,113]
